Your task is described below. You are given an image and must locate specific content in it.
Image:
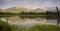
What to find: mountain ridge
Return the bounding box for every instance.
[0,6,60,13]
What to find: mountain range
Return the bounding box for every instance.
[0,6,60,13]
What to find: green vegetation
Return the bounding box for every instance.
[0,21,60,31]
[46,11,60,19]
[19,12,46,15]
[23,24,60,31]
[0,20,17,31]
[18,12,46,18]
[0,11,60,19]
[0,12,46,18]
[0,12,16,17]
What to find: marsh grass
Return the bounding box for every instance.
[0,20,17,31]
[23,24,60,31]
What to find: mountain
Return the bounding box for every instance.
[0,6,30,13]
[31,7,48,13]
[46,7,60,12]
[47,7,56,12]
[0,6,48,13]
[0,6,60,13]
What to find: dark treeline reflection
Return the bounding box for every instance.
[0,10,60,19]
[46,11,60,20]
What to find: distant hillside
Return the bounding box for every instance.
[0,6,30,13]
[31,7,48,13]
[0,6,60,13]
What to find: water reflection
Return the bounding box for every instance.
[0,16,60,26]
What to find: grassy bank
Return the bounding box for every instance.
[0,20,17,31]
[20,24,60,31]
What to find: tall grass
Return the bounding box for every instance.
[23,24,60,31]
[0,20,60,31]
[0,20,17,31]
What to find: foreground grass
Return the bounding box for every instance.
[22,24,60,31]
[0,20,60,31]
[0,20,17,31]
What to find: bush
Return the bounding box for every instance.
[0,21,17,31]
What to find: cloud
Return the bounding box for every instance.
[0,0,60,9]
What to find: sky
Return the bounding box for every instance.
[0,0,60,9]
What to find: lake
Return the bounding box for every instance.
[0,16,60,26]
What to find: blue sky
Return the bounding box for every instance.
[0,0,60,9]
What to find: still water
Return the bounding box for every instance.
[0,16,60,26]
